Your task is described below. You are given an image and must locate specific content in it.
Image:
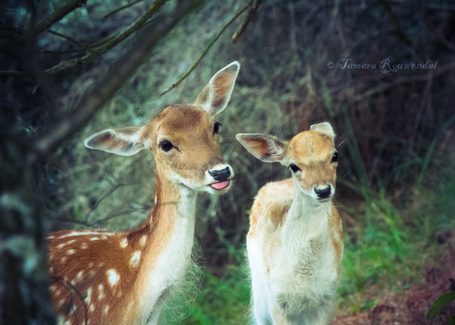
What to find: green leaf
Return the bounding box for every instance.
[426,291,455,320]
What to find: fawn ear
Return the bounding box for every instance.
[194,61,240,116]
[236,133,288,163]
[310,122,336,139]
[84,126,145,156]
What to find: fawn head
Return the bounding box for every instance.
[237,122,338,202]
[84,61,240,194]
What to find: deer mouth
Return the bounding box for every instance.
[209,180,230,190]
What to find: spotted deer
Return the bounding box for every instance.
[236,122,343,325]
[47,61,240,324]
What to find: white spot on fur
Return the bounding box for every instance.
[58,298,65,306]
[90,237,99,241]
[81,243,88,249]
[67,239,76,244]
[67,249,76,255]
[89,304,95,312]
[101,235,108,240]
[117,290,122,298]
[49,267,54,273]
[120,238,128,248]
[76,270,84,280]
[57,243,66,249]
[107,269,120,287]
[130,251,141,268]
[48,235,55,239]
[60,231,114,238]
[103,305,109,314]
[86,287,92,302]
[98,284,105,300]
[140,235,147,246]
[61,257,67,263]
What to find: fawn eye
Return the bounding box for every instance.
[331,152,339,163]
[289,164,301,173]
[159,140,173,152]
[213,122,222,134]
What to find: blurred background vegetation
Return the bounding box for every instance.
[1,0,455,323]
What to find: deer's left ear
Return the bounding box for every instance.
[194,61,240,116]
[310,122,336,139]
[236,133,288,163]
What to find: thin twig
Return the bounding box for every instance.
[44,0,170,75]
[47,30,85,48]
[160,1,252,95]
[50,276,88,325]
[0,71,33,80]
[232,0,262,44]
[23,0,87,40]
[350,61,455,102]
[43,48,86,55]
[83,183,136,223]
[104,0,145,19]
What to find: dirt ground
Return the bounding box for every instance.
[333,233,455,325]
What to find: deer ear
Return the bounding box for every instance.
[310,122,336,139]
[194,61,240,115]
[236,133,288,163]
[84,126,145,156]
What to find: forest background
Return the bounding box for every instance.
[1,0,455,324]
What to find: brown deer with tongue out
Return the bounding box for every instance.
[47,61,240,325]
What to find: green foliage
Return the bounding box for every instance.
[161,255,251,324]
[426,291,455,321]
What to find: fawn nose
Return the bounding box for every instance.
[314,185,331,199]
[209,166,231,182]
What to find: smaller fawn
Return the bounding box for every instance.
[236,122,343,325]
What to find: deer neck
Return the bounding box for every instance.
[131,168,197,321]
[282,180,332,247]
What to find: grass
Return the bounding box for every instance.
[162,252,251,324]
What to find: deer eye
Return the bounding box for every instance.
[289,164,301,173]
[331,152,339,163]
[213,122,222,134]
[159,140,173,152]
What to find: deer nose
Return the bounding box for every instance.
[209,167,231,182]
[314,185,331,199]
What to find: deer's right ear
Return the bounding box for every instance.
[194,61,240,116]
[84,126,145,156]
[236,133,287,163]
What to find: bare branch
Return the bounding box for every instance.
[24,0,87,40]
[160,1,252,95]
[44,0,169,75]
[0,71,33,80]
[28,0,204,163]
[47,29,89,51]
[232,0,262,44]
[350,61,455,102]
[104,0,145,19]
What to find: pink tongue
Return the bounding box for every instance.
[210,181,230,190]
